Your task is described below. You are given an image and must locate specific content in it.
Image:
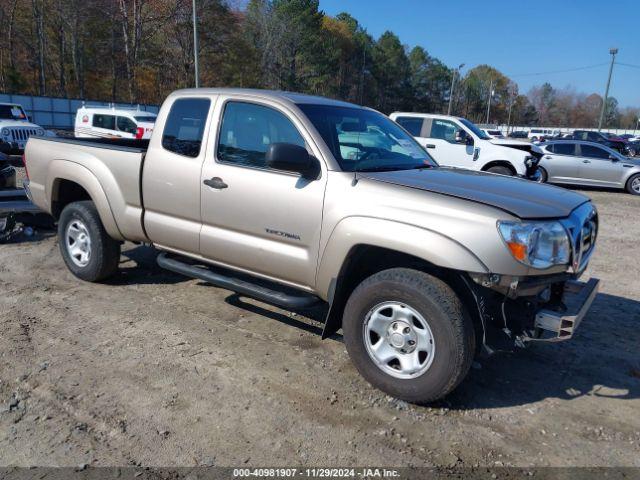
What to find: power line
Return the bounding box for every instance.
[508,62,608,78]
[618,62,640,70]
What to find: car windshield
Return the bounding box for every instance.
[298,104,436,172]
[0,104,28,121]
[459,118,490,140]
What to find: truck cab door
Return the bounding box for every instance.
[142,96,214,254]
[199,98,327,289]
[416,119,476,169]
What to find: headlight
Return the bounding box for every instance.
[497,220,570,269]
[1,128,9,137]
[37,129,45,136]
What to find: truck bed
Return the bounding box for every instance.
[25,136,149,242]
[36,136,150,152]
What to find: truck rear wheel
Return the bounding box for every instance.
[58,201,120,282]
[342,268,475,404]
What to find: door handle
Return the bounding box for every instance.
[425,144,436,149]
[544,155,552,159]
[203,177,228,189]
[582,160,591,164]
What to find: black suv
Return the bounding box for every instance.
[570,130,627,155]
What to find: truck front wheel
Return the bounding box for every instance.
[342,268,475,404]
[58,201,121,282]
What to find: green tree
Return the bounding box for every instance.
[370,31,409,113]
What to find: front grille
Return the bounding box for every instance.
[9,128,38,142]
[561,203,598,273]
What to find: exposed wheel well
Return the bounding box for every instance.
[322,245,483,345]
[51,179,92,219]
[481,161,516,175]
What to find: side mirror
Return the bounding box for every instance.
[454,130,467,144]
[265,143,317,177]
[609,154,619,162]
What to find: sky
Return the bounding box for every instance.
[318,0,640,108]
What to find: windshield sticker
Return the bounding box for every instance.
[397,139,426,158]
[11,107,25,119]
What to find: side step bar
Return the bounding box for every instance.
[157,252,322,310]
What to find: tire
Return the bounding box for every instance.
[626,173,640,196]
[58,201,121,281]
[537,166,548,183]
[486,165,514,176]
[342,268,475,404]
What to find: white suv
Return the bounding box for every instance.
[390,112,541,179]
[0,103,46,155]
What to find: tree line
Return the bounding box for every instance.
[1,0,638,129]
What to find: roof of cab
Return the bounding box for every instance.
[169,88,360,108]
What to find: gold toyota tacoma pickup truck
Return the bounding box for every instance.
[23,89,600,403]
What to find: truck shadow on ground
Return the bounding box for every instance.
[443,291,640,410]
[108,244,188,286]
[113,245,637,409]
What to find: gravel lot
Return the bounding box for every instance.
[0,181,639,468]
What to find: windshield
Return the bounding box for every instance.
[0,104,28,121]
[298,104,436,172]
[134,115,157,123]
[459,118,490,140]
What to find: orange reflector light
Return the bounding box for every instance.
[507,242,527,261]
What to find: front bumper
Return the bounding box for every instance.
[520,278,600,343]
[0,140,26,155]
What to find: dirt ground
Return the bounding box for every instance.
[0,182,639,468]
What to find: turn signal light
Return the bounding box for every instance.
[506,241,527,261]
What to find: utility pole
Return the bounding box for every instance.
[485,78,494,124]
[598,48,618,131]
[192,0,200,88]
[359,47,366,104]
[447,63,464,116]
[506,91,514,134]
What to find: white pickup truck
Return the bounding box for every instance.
[390,112,542,180]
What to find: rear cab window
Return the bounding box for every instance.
[395,117,425,137]
[162,98,211,157]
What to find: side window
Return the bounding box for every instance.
[117,116,137,134]
[162,98,211,158]
[553,144,576,156]
[429,119,459,142]
[581,144,610,159]
[217,101,306,169]
[93,114,115,130]
[587,132,600,142]
[395,117,424,137]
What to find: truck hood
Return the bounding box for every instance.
[358,167,590,219]
[489,138,530,147]
[0,119,42,129]
[489,138,544,156]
